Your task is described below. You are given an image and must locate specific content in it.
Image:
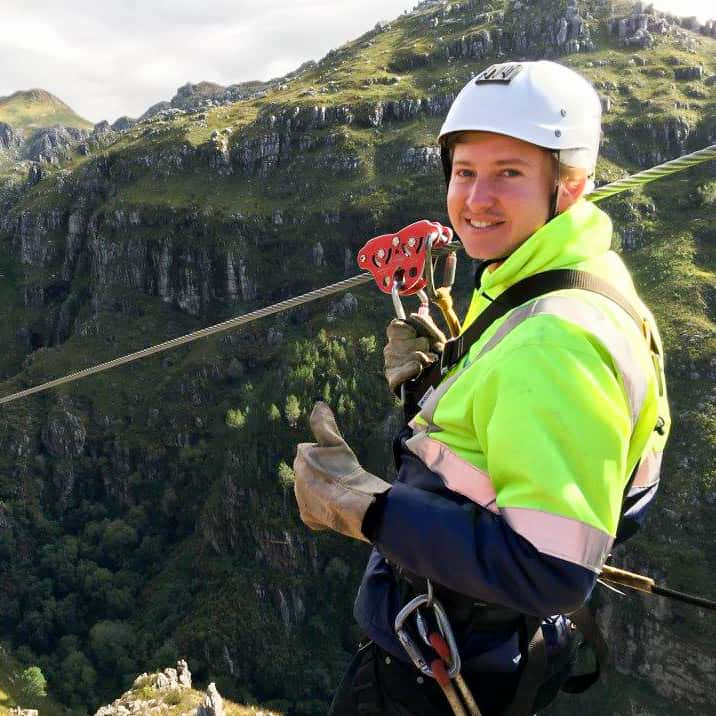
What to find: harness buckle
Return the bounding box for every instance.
[439,336,462,376]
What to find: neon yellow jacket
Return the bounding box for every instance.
[405,198,670,574]
[360,199,670,632]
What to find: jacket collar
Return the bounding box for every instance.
[462,200,613,330]
[479,199,613,294]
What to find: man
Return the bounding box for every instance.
[294,61,670,715]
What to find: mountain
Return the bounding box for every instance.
[0,1,714,715]
[0,89,93,132]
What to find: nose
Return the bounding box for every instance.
[464,176,496,212]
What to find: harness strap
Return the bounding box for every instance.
[405,269,656,420]
[503,617,547,716]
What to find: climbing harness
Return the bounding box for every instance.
[0,143,713,407]
[400,267,662,419]
[395,579,481,716]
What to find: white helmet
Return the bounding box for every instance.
[439,60,602,181]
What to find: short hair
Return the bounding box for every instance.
[443,131,588,183]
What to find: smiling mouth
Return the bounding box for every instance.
[467,218,505,229]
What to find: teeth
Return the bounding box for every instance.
[469,219,501,228]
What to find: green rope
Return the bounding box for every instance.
[587,144,716,203]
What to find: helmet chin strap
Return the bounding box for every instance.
[440,145,452,186]
[549,151,561,221]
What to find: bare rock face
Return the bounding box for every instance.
[607,2,682,49]
[23,126,90,163]
[326,292,358,322]
[0,502,12,530]
[111,116,136,132]
[41,409,86,458]
[176,659,192,688]
[196,683,224,716]
[400,146,441,173]
[138,100,172,122]
[0,122,24,152]
[674,65,704,81]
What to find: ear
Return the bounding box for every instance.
[556,175,588,213]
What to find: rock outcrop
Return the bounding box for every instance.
[0,122,24,152]
[41,409,86,458]
[195,683,223,716]
[95,661,193,716]
[23,125,90,163]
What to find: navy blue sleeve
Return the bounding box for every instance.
[370,482,597,617]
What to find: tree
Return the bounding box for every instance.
[101,520,138,567]
[89,620,137,676]
[359,335,377,356]
[56,649,96,705]
[321,382,332,402]
[277,461,295,489]
[267,403,281,422]
[285,395,301,427]
[225,407,247,429]
[20,666,47,698]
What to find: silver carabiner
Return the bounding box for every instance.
[394,590,462,679]
[391,279,429,321]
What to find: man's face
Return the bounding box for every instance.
[446,132,556,260]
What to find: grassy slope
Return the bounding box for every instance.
[0,90,93,131]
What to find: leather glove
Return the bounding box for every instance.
[293,402,390,542]
[383,313,448,394]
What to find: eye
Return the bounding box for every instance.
[454,168,475,179]
[500,168,522,177]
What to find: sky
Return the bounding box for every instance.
[0,0,712,125]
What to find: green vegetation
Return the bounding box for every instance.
[0,1,714,714]
[0,645,65,716]
[19,667,47,698]
[0,89,93,131]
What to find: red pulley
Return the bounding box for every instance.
[357,220,453,296]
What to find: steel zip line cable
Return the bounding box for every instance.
[0,274,374,405]
[0,143,714,406]
[586,143,716,202]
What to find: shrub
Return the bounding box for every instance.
[20,666,47,698]
[285,395,301,427]
[225,407,247,429]
[163,689,183,706]
[697,180,716,206]
[277,461,295,488]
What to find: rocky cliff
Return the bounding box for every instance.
[0,1,714,715]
